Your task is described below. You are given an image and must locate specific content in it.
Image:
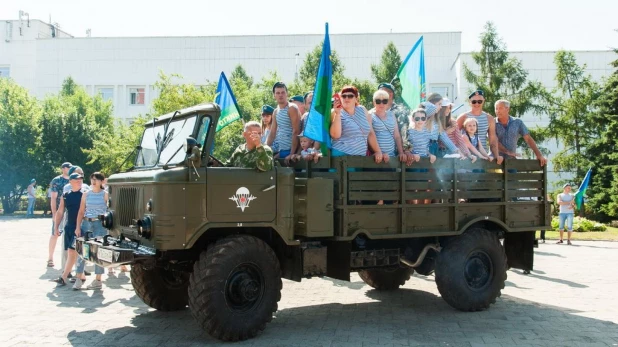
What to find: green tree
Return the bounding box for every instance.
[0,78,42,213]
[585,49,618,221]
[39,77,115,184]
[151,71,216,116]
[371,42,403,103]
[463,22,547,118]
[299,42,347,92]
[545,51,601,180]
[85,117,146,175]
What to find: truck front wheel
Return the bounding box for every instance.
[130,263,189,311]
[435,228,507,311]
[188,235,282,342]
[358,267,413,290]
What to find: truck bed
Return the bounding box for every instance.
[288,157,551,240]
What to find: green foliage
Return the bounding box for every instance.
[299,42,347,92]
[586,48,618,221]
[0,78,42,214]
[370,41,403,103]
[151,71,216,116]
[85,117,146,175]
[550,216,607,232]
[544,51,601,178]
[463,22,548,118]
[39,77,115,184]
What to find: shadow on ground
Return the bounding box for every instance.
[66,288,618,347]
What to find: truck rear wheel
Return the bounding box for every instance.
[130,263,189,311]
[358,267,413,290]
[435,228,507,311]
[188,235,282,342]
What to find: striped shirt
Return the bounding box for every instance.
[331,106,370,156]
[446,120,471,156]
[407,127,432,156]
[371,111,397,156]
[84,190,107,218]
[274,104,293,152]
[429,122,459,152]
[463,112,490,150]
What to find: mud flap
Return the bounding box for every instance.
[325,241,351,281]
[504,231,535,271]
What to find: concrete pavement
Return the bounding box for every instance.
[0,217,617,346]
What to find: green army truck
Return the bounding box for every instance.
[76,103,551,342]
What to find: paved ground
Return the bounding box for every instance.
[1,217,617,347]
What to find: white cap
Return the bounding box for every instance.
[442,98,453,107]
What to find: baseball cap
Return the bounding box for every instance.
[442,98,453,107]
[69,173,83,180]
[61,162,72,169]
[30,179,36,184]
[563,183,571,188]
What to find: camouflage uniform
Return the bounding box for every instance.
[226,144,274,172]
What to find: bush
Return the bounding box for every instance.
[610,220,618,228]
[551,216,607,232]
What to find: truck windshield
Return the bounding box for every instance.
[135,116,197,167]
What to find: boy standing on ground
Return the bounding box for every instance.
[557,183,575,245]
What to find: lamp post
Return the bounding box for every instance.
[295,53,300,81]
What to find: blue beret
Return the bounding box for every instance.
[468,89,485,99]
[68,166,81,175]
[378,83,395,93]
[303,91,313,101]
[290,95,304,103]
[30,179,36,183]
[261,105,274,114]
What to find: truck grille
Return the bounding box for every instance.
[116,187,140,227]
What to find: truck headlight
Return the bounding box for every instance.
[137,216,152,239]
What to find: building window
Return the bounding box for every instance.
[429,85,450,99]
[0,66,10,78]
[129,87,145,105]
[98,87,113,101]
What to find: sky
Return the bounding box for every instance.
[1,0,617,52]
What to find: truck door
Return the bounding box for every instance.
[206,167,277,223]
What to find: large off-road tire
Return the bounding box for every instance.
[130,263,189,311]
[188,235,282,342]
[358,267,414,290]
[435,228,507,311]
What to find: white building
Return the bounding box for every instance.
[1,16,615,187]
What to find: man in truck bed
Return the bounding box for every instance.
[226,121,274,171]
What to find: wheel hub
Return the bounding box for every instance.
[225,264,265,312]
[464,251,493,291]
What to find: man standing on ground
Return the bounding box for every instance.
[266,82,300,162]
[47,162,71,268]
[494,99,546,166]
[27,179,36,217]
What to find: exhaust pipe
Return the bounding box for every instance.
[400,243,441,268]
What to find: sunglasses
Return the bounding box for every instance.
[414,117,427,121]
[471,100,484,105]
[374,99,389,104]
[341,93,356,99]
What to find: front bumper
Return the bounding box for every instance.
[75,235,156,268]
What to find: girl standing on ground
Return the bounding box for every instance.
[73,172,109,290]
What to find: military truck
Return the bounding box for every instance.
[76,103,551,342]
